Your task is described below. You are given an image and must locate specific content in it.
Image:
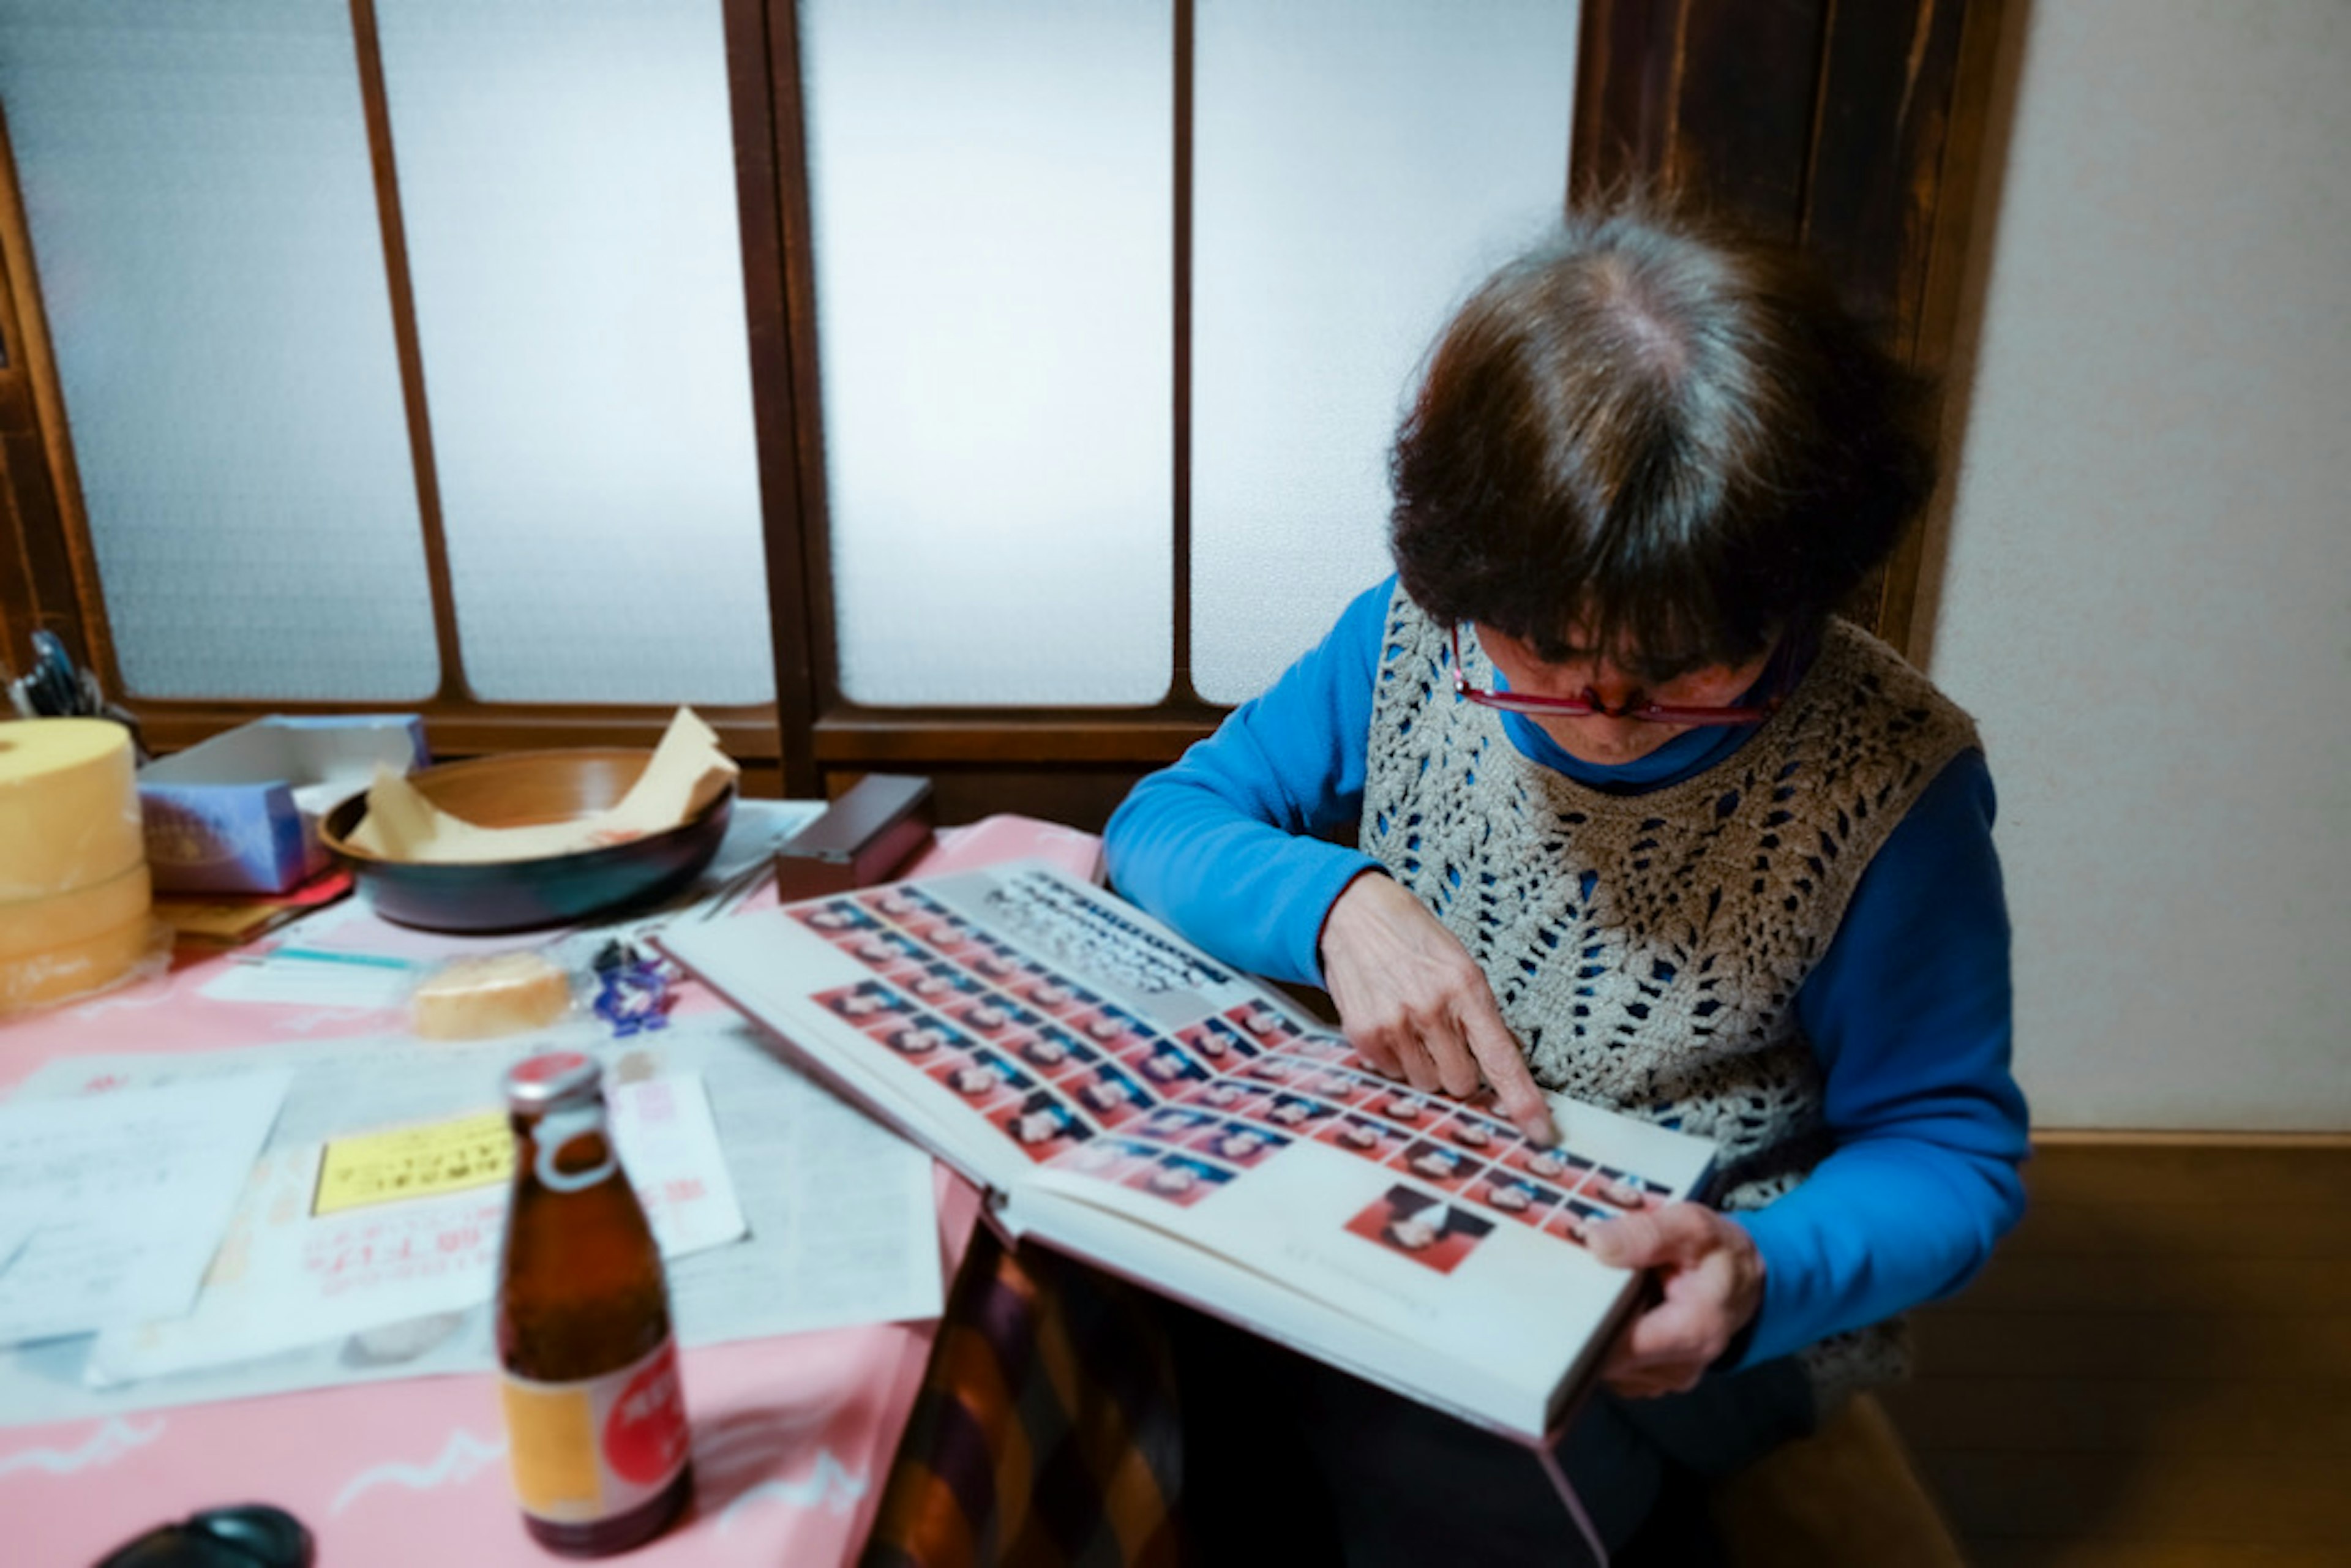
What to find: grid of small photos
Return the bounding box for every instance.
[792,887,1674,1250]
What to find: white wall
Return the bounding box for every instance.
[1924,0,2351,1128]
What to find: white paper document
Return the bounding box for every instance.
[0,1073,291,1347]
[0,1216,39,1286]
[86,1073,748,1386]
[0,1015,940,1426]
[614,1073,751,1258]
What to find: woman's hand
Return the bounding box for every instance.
[1586,1200,1766,1397]
[1318,872,1556,1144]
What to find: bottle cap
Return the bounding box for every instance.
[504,1050,602,1111]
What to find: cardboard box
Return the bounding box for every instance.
[139,716,429,895]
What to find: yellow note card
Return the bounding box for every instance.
[314,1111,513,1217]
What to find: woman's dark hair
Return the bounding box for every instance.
[1389,203,1935,673]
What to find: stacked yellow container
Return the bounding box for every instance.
[0,718,154,1013]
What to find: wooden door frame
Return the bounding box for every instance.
[0,7,792,789]
[1573,0,2009,657]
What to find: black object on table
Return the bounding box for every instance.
[92,1502,313,1568]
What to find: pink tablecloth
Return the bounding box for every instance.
[0,814,1104,1567]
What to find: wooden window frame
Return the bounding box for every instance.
[723,0,1227,828]
[0,0,2005,829]
[0,3,790,792]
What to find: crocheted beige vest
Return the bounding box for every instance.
[1359,587,1980,1408]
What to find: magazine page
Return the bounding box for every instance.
[658,861,1302,1198]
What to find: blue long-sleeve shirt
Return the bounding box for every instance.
[1106,577,2028,1367]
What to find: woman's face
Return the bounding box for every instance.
[1474,625,1774,766]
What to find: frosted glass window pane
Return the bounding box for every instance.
[0,1,438,701]
[374,0,772,705]
[803,0,1172,707]
[1191,0,1578,703]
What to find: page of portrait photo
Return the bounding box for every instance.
[662,860,1716,1441]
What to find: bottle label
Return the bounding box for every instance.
[500,1338,689,1525]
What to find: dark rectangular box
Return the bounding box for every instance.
[772,773,935,901]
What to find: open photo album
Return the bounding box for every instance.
[659,860,1716,1443]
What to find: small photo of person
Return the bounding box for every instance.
[1373,1090,1435,1128]
[1316,1113,1404,1161]
[795,900,877,936]
[1590,1165,1667,1208]
[966,940,1026,983]
[1016,967,1097,1016]
[1187,1119,1287,1169]
[1299,1067,1375,1105]
[1477,1174,1564,1230]
[845,931,927,971]
[1071,1063,1152,1127]
[905,963,983,1005]
[1134,1105,1216,1144]
[1179,1018,1249,1064]
[1259,1093,1338,1132]
[1125,1151,1230,1208]
[1343,1185,1496,1275]
[1239,1057,1298,1087]
[1545,1197,1616,1248]
[880,910,948,947]
[816,981,907,1024]
[1435,1112,1506,1153]
[1041,1028,1107,1083]
[924,1047,1030,1111]
[1183,1078,1265,1117]
[1134,1043,1209,1088]
[1392,1138,1477,1191]
[1226,1003,1299,1045]
[912,914,977,953]
[1509,1144,1595,1188]
[880,1015,963,1060]
[861,887,928,921]
[1013,1025,1082,1073]
[872,883,946,917]
[996,1090,1090,1160]
[1285,1032,1357,1065]
[1077,1006,1150,1052]
[953,997,1038,1037]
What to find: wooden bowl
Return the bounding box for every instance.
[320,748,734,933]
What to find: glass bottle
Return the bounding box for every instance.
[495,1051,692,1555]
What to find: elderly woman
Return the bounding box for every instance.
[1104,203,2028,1561]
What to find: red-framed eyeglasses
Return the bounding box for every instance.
[1447,626,1786,728]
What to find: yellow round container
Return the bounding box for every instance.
[0,913,158,1013]
[0,860,153,961]
[0,718,143,902]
